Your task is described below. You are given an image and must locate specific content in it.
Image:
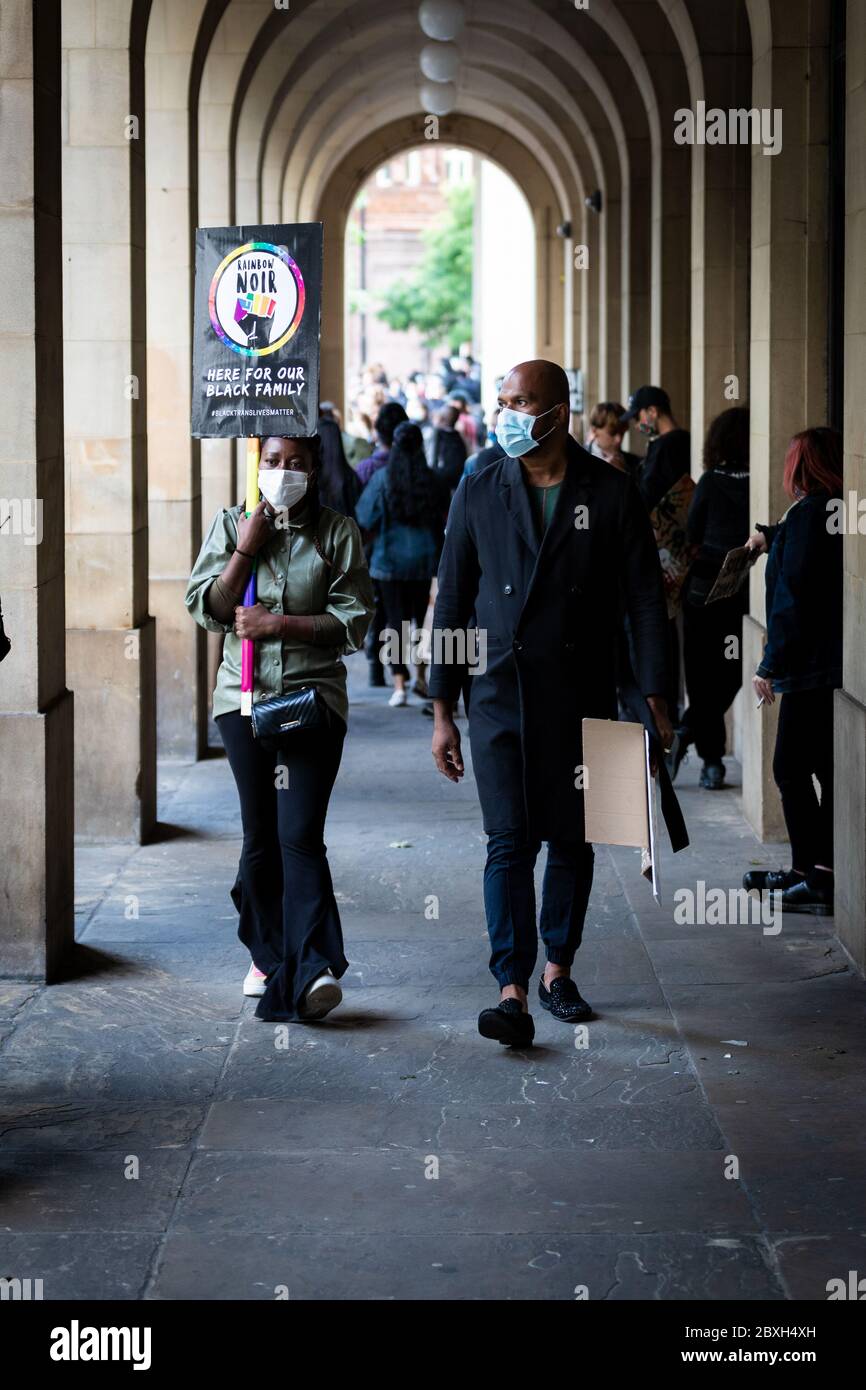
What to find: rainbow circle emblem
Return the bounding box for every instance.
[208,240,305,357]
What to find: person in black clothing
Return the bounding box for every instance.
[355,422,446,706]
[430,404,468,491]
[429,360,686,1050]
[428,405,467,492]
[358,402,408,685]
[316,417,362,518]
[620,385,691,512]
[620,385,693,727]
[675,407,751,789]
[743,427,843,915]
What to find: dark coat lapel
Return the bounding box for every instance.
[497,454,539,559]
[537,438,596,571]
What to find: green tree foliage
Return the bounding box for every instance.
[377,185,473,350]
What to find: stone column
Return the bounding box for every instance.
[651,53,692,427]
[0,0,74,978]
[62,0,156,841]
[836,0,866,970]
[743,0,830,841]
[577,209,601,416]
[627,136,652,402]
[605,189,624,401]
[688,47,751,478]
[146,0,208,759]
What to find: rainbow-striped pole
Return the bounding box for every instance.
[240,437,260,717]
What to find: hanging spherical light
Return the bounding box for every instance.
[420,80,457,117]
[418,0,465,43]
[420,40,459,83]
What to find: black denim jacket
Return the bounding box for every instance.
[756,492,842,692]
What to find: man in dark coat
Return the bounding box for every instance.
[429,360,678,1048]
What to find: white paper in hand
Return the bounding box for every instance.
[582,718,660,903]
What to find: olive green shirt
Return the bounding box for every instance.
[528,481,563,538]
[185,502,375,725]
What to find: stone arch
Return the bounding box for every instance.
[311,115,568,413]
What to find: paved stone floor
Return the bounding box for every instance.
[2,654,866,1300]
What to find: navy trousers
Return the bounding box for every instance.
[483,831,595,990]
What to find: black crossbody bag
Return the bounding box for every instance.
[249,522,344,752]
[251,684,329,749]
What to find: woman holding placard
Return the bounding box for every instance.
[186,434,374,1022]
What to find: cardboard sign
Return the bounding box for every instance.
[649,472,698,618]
[582,717,660,902]
[705,543,758,604]
[191,223,323,438]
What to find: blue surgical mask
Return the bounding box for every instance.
[495,404,558,458]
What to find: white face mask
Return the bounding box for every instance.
[495,404,558,458]
[258,468,309,512]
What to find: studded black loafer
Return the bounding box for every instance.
[477,998,535,1048]
[538,976,593,1022]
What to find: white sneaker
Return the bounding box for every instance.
[299,970,342,1020]
[243,962,268,997]
[389,688,408,707]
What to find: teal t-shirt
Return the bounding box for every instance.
[528,482,562,538]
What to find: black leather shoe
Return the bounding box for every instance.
[665,728,691,783]
[538,976,592,1022]
[743,867,803,894]
[477,998,535,1047]
[781,879,834,916]
[699,761,726,789]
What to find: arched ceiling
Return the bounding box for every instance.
[288,67,586,224]
[190,0,700,228]
[308,92,575,220]
[142,0,757,412]
[316,112,563,230]
[145,0,759,240]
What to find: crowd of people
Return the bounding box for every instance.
[186,349,842,1037]
[317,350,496,705]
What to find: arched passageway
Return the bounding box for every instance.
[3,0,866,1311]
[1,0,865,1046]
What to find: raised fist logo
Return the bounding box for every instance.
[234,290,277,349]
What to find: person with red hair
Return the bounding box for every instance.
[743,427,843,914]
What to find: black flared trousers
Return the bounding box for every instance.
[681,588,748,762]
[217,707,347,1021]
[772,686,835,874]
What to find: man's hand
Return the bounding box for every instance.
[753,674,775,706]
[431,704,464,782]
[646,695,674,754]
[234,602,281,641]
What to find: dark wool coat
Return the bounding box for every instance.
[429,438,688,847]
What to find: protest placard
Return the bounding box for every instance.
[191,223,323,439]
[191,222,323,712]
